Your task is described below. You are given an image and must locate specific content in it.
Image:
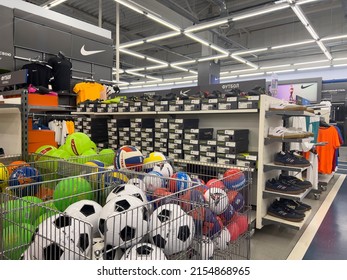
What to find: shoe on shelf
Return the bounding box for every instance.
[274,151,311,167]
[265,179,305,194]
[162,92,177,101]
[269,103,307,111]
[278,198,311,213]
[267,200,305,222]
[268,126,310,139]
[248,86,266,96]
[224,88,241,97]
[279,174,312,189]
[188,91,205,99]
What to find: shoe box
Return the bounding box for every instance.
[82,117,92,135]
[130,127,141,138]
[236,152,258,168]
[74,117,84,132]
[154,141,168,149]
[130,118,155,129]
[96,103,108,113]
[76,103,86,112]
[168,148,184,159]
[169,129,184,140]
[183,128,214,140]
[155,118,169,129]
[183,99,201,111]
[169,100,184,111]
[216,129,249,141]
[129,101,142,112]
[200,151,217,163]
[168,118,199,130]
[117,101,130,112]
[201,98,218,110]
[199,140,217,153]
[216,153,236,165]
[217,140,249,154]
[238,95,260,109]
[97,142,108,149]
[183,139,199,151]
[155,100,169,112]
[184,153,200,161]
[85,103,98,113]
[168,138,183,150]
[107,104,118,113]
[142,101,156,112]
[154,128,169,139]
[218,97,238,110]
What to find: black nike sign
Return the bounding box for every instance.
[301,84,314,89]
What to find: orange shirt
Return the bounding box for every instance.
[73,82,104,104]
[316,126,341,174]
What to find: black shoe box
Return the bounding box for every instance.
[199,144,216,153]
[217,156,237,165]
[168,118,199,129]
[142,101,155,112]
[141,130,154,138]
[109,143,118,150]
[168,142,182,150]
[183,128,214,140]
[118,126,130,132]
[129,101,142,112]
[168,149,183,159]
[238,96,260,109]
[141,141,154,148]
[117,119,131,128]
[142,146,154,154]
[130,118,155,128]
[118,102,130,112]
[96,103,108,113]
[85,103,97,112]
[155,100,169,111]
[76,103,86,112]
[118,130,130,138]
[108,139,117,146]
[141,137,154,144]
[130,130,141,138]
[118,139,130,146]
[184,150,200,157]
[217,140,249,154]
[184,154,200,161]
[169,100,184,111]
[156,137,169,143]
[236,152,258,168]
[169,129,184,140]
[183,142,199,151]
[130,140,141,147]
[216,129,249,141]
[155,118,169,129]
[158,147,168,155]
[201,98,218,111]
[155,128,169,139]
[199,151,217,163]
[183,99,201,111]
[218,97,238,110]
[107,104,118,113]
[154,141,168,148]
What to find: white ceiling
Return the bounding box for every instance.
[22,0,347,87]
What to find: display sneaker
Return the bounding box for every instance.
[265,179,305,194]
[162,92,177,101]
[268,126,309,139]
[269,102,307,111]
[279,174,312,189]
[278,198,312,213]
[274,151,311,167]
[267,200,305,222]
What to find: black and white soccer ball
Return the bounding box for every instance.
[91,237,123,260]
[213,227,230,251]
[105,183,148,205]
[98,195,149,248]
[128,178,146,192]
[121,242,167,260]
[191,235,214,260]
[204,187,229,215]
[64,200,102,238]
[152,162,174,179]
[149,203,195,256]
[24,214,92,260]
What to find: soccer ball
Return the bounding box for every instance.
[191,207,223,238]
[105,183,148,205]
[143,171,165,193]
[149,203,195,256]
[204,187,229,215]
[168,172,192,195]
[64,200,102,238]
[98,195,149,248]
[191,235,214,260]
[223,168,246,191]
[152,162,174,178]
[91,237,123,260]
[127,178,146,192]
[121,242,167,260]
[9,166,42,197]
[25,214,92,260]
[114,145,144,170]
[213,227,230,251]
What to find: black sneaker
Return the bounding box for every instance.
[248,86,266,96]
[268,200,305,222]
[265,179,305,194]
[162,92,177,101]
[278,198,310,213]
[274,151,311,167]
[279,174,312,189]
[178,89,191,100]
[224,88,241,97]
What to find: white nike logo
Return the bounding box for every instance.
[180,89,191,95]
[80,45,106,56]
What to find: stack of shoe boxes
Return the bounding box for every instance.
[96,103,108,113]
[142,100,156,112]
[201,98,218,111]
[200,139,217,162]
[117,100,130,113]
[183,99,201,111]
[154,118,169,155]
[107,119,118,150]
[90,118,108,145]
[130,118,155,155]
[155,100,169,112]
[107,103,118,113]
[129,101,142,112]
[117,119,131,147]
[183,128,214,161]
[74,117,85,133]
[82,117,92,138]
[169,99,184,112]
[216,129,249,164]
[168,119,199,160]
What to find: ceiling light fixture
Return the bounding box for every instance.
[271,39,315,49]
[114,0,144,14]
[232,4,289,21]
[210,45,229,55]
[260,64,291,69]
[146,31,181,43]
[293,59,328,66]
[171,65,190,72]
[119,40,144,48]
[125,71,145,77]
[146,14,181,32]
[171,60,197,66]
[188,70,198,75]
[297,65,331,71]
[185,19,229,33]
[120,49,145,59]
[198,54,228,62]
[146,75,162,80]
[333,57,347,61]
[333,64,347,67]
[266,69,295,74]
[239,72,265,77]
[42,0,68,9]
[175,80,195,85]
[321,34,347,41]
[146,65,168,70]
[219,75,238,80]
[233,48,268,56]
[185,33,210,47]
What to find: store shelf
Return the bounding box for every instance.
[262,210,312,230]
[264,137,311,145]
[100,111,156,115]
[265,110,315,118]
[0,104,21,111]
[263,163,309,172]
[158,109,258,115]
[28,105,69,112]
[263,186,312,200]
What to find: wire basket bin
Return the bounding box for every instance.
[0,157,251,260]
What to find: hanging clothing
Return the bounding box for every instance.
[48,120,69,146]
[289,116,313,152]
[47,55,72,91]
[306,152,319,190]
[22,62,52,88]
[73,82,104,104]
[316,126,341,174]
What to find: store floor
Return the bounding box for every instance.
[250,173,346,260]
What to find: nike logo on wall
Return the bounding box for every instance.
[301,84,314,89]
[180,89,191,95]
[80,45,106,56]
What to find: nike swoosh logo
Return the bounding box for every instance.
[301,84,314,89]
[80,45,106,56]
[180,89,191,95]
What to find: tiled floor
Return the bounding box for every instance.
[250,173,345,260]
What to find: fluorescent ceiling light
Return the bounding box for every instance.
[233,48,268,56]
[146,32,181,42]
[333,57,347,61]
[229,68,257,74]
[146,14,181,32]
[114,0,143,14]
[157,82,174,86]
[220,71,229,75]
[130,81,146,85]
[294,59,328,66]
[333,64,347,67]
[175,80,194,85]
[260,64,291,69]
[171,60,197,66]
[143,84,157,88]
[306,25,320,41]
[163,77,183,82]
[297,0,321,5]
[112,80,129,85]
[239,72,265,77]
[189,70,198,75]
[232,4,288,21]
[210,45,229,55]
[128,67,145,72]
[297,65,331,71]
[185,19,229,33]
[146,75,162,80]
[120,41,144,48]
[198,54,228,62]
[125,71,146,77]
[321,34,347,41]
[171,65,189,72]
[316,41,333,60]
[271,39,315,49]
[185,33,210,46]
[42,0,67,9]
[120,49,145,59]
[146,65,168,70]
[266,69,295,74]
[219,75,238,80]
[183,75,198,79]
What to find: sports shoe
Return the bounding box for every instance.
[274,151,311,167]
[162,92,177,101]
[268,126,310,139]
[269,103,307,111]
[267,200,305,222]
[278,198,311,213]
[279,174,312,189]
[248,86,266,96]
[224,88,241,97]
[265,179,305,194]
